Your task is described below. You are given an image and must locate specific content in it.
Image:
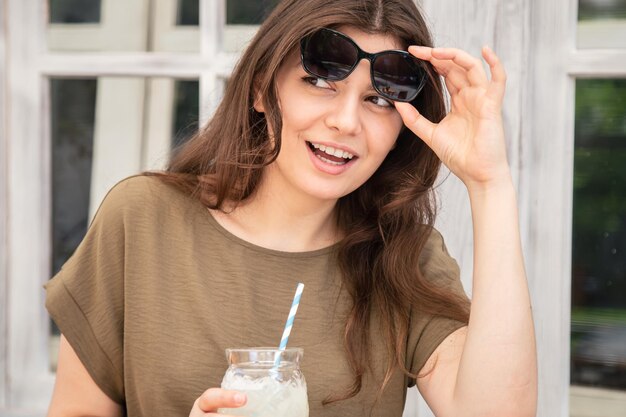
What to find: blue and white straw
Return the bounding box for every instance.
[274,283,304,367]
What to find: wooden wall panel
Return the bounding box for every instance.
[523,0,577,416]
[0,0,8,406]
[4,0,615,416]
[5,0,55,412]
[420,0,529,288]
[407,1,532,416]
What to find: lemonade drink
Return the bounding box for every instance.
[218,348,309,417]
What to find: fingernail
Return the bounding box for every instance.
[234,393,246,404]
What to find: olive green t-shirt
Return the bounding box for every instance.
[45,176,468,417]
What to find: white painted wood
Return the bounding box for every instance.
[152,0,199,53]
[568,49,626,76]
[47,0,149,52]
[522,0,578,416]
[570,386,626,417]
[578,19,626,49]
[39,52,239,78]
[0,0,8,407]
[5,0,55,412]
[223,25,258,53]
[143,78,175,170]
[0,411,44,417]
[205,0,225,57]
[199,0,226,124]
[200,74,226,127]
[89,78,146,220]
[2,0,625,416]
[403,386,418,416]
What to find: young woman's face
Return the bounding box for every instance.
[259,26,405,204]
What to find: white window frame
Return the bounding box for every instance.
[525,0,626,416]
[394,0,626,416]
[0,0,8,410]
[1,0,232,415]
[2,0,626,416]
[47,0,150,52]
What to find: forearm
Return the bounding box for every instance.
[452,176,537,416]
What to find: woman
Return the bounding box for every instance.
[45,0,537,416]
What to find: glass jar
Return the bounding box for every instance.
[218,347,309,417]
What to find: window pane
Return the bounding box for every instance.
[571,78,626,416]
[176,0,199,26]
[48,76,199,370]
[223,1,279,52]
[51,79,97,277]
[172,80,199,148]
[579,0,626,20]
[578,0,626,48]
[226,0,279,25]
[48,0,199,53]
[49,0,101,24]
[49,78,97,369]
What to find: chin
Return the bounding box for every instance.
[303,184,358,202]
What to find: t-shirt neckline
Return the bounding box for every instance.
[201,207,340,259]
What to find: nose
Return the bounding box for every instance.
[324,92,363,136]
[323,63,370,136]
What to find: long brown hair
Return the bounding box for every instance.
[149,0,469,405]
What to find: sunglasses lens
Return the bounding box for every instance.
[302,30,358,80]
[302,29,427,102]
[372,54,426,102]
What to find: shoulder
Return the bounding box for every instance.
[105,174,183,203]
[100,174,196,214]
[419,228,459,276]
[421,228,447,255]
[90,174,202,233]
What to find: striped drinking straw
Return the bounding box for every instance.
[274,282,304,367]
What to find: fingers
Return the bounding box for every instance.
[442,68,469,96]
[394,101,436,145]
[482,45,507,102]
[409,45,506,101]
[411,46,488,87]
[195,388,247,413]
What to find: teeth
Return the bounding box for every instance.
[317,155,345,165]
[310,142,354,159]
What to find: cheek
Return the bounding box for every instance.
[367,114,404,152]
[277,101,323,154]
[279,90,327,134]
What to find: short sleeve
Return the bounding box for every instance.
[406,229,469,386]
[45,180,130,404]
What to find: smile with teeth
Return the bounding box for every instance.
[308,141,355,166]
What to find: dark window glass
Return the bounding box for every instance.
[49,0,101,24]
[50,78,97,340]
[578,0,626,20]
[172,80,199,148]
[177,0,199,26]
[571,79,626,391]
[51,78,97,276]
[226,0,279,25]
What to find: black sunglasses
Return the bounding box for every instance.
[300,28,428,102]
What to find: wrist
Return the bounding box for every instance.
[465,171,515,197]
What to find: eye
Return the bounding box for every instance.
[303,76,332,89]
[367,95,393,108]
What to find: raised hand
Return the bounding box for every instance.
[395,46,510,190]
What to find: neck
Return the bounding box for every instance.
[210,172,341,252]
